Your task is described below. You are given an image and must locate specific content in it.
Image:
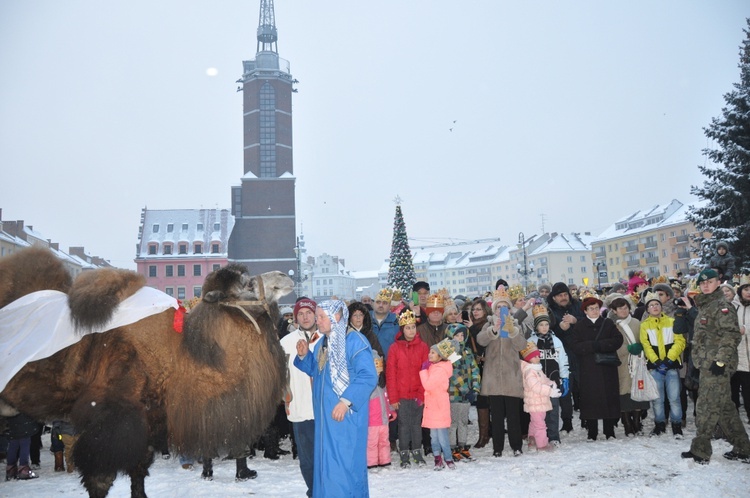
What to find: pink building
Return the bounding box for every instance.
[135,208,234,300]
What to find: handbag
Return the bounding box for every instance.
[631,356,659,401]
[593,319,621,367]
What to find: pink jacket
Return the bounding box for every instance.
[521,361,554,413]
[368,386,397,426]
[419,360,453,429]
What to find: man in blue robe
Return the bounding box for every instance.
[294,300,377,498]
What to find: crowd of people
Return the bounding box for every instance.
[3,241,750,498]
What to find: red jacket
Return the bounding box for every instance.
[386,332,429,404]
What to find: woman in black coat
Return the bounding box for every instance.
[568,297,623,441]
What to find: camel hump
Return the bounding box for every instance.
[0,247,73,309]
[68,269,146,330]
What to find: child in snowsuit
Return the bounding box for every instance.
[5,412,40,480]
[520,342,561,451]
[368,352,397,468]
[445,324,480,461]
[420,338,461,470]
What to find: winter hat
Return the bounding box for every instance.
[627,272,649,294]
[603,292,625,309]
[610,282,627,295]
[538,283,552,294]
[532,303,550,329]
[413,281,430,293]
[580,296,603,312]
[495,279,509,290]
[720,283,736,298]
[431,338,461,363]
[653,283,674,299]
[280,306,294,316]
[293,298,316,320]
[520,342,540,362]
[716,241,729,251]
[548,282,571,300]
[696,268,719,284]
[446,323,468,343]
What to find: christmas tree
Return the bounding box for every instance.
[688,19,750,270]
[387,198,417,297]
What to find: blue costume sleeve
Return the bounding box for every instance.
[341,332,378,412]
[293,351,315,377]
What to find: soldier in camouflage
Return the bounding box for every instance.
[681,269,750,464]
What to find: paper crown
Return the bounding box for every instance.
[508,284,525,302]
[520,342,540,362]
[398,309,417,326]
[578,289,598,302]
[651,275,668,285]
[642,291,660,306]
[376,288,393,303]
[426,293,445,310]
[391,289,402,302]
[740,274,750,286]
[432,338,461,363]
[532,303,549,320]
[493,288,512,308]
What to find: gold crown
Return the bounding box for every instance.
[642,291,660,305]
[493,288,512,307]
[740,274,750,286]
[520,342,538,359]
[391,289,402,302]
[398,310,417,326]
[686,278,700,297]
[532,303,549,319]
[426,293,445,309]
[651,275,668,285]
[579,289,597,301]
[376,288,393,302]
[434,338,457,360]
[508,284,525,302]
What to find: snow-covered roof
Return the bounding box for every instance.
[530,233,594,254]
[136,208,234,258]
[594,199,692,241]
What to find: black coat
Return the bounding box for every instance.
[5,412,40,440]
[568,316,623,420]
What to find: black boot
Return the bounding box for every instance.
[650,421,666,437]
[235,457,258,481]
[561,418,573,433]
[262,428,280,460]
[621,413,634,436]
[672,422,683,440]
[587,420,598,441]
[604,419,616,440]
[632,410,643,435]
[201,458,213,481]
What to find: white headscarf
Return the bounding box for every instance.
[319,300,350,397]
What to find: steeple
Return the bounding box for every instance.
[256,0,278,53]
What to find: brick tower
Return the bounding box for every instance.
[228,0,297,280]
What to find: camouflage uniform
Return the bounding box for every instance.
[689,287,750,460]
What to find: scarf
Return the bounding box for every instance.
[319,300,350,397]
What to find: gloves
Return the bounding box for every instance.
[627,343,643,355]
[421,361,431,371]
[663,359,677,370]
[550,386,561,398]
[648,359,662,371]
[709,361,725,376]
[561,378,570,397]
[592,341,602,353]
[656,361,669,375]
[465,391,477,403]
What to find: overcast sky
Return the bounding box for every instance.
[1,1,748,271]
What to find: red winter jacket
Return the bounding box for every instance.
[386,331,429,404]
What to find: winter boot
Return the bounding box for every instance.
[5,465,17,481]
[672,422,684,440]
[235,457,258,481]
[527,436,536,450]
[460,445,473,461]
[54,451,65,472]
[474,408,491,448]
[433,455,444,471]
[446,459,456,469]
[411,449,426,466]
[650,422,666,437]
[621,412,634,437]
[399,450,411,468]
[451,447,463,461]
[201,459,213,481]
[262,428,281,460]
[16,465,38,480]
[587,420,598,441]
[561,418,573,433]
[633,411,644,435]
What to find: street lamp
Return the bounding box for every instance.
[594,262,606,291]
[516,232,534,293]
[292,237,309,297]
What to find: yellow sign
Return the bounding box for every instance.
[582,277,589,286]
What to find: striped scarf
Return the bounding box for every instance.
[319,300,350,397]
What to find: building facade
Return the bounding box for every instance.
[134,208,233,300]
[228,0,297,281]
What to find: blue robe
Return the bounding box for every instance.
[294,331,377,498]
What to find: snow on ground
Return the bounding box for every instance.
[4,407,750,497]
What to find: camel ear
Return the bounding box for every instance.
[203,290,225,303]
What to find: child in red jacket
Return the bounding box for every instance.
[386,310,429,468]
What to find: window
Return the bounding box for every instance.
[661,233,666,242]
[193,286,202,298]
[211,243,220,254]
[165,265,173,277]
[566,256,573,263]
[148,265,157,277]
[194,243,202,254]
[614,243,618,250]
[148,244,157,255]
[568,278,574,284]
[193,265,201,277]
[580,256,586,262]
[177,287,186,299]
[197,223,204,231]
[165,287,174,296]
[177,265,185,277]
[212,264,221,271]
[152,224,159,233]
[167,223,174,233]
[182,223,188,231]
[179,244,187,255]
[609,258,614,265]
[259,82,277,177]
[581,267,587,273]
[568,267,574,274]
[213,223,220,231]
[163,244,172,255]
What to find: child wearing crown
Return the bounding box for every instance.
[420,338,461,470]
[520,342,562,451]
[386,310,430,468]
